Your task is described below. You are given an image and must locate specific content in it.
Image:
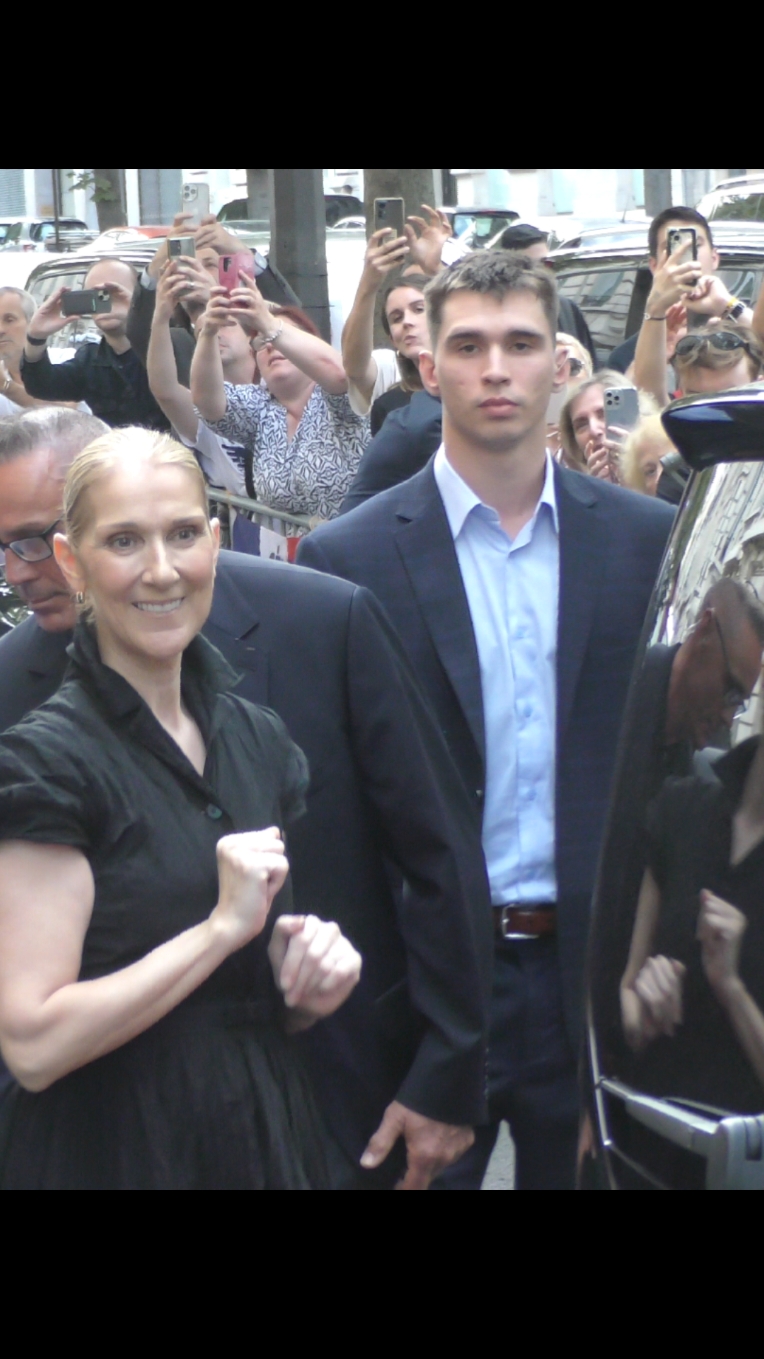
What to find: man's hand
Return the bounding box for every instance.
[195,214,251,259]
[403,204,452,276]
[361,1100,474,1189]
[148,212,198,279]
[685,273,734,319]
[25,287,73,348]
[646,241,702,319]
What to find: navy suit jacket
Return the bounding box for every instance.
[340,392,442,515]
[0,552,490,1159]
[298,461,675,1043]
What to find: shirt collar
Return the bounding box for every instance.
[433,443,559,541]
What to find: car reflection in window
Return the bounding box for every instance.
[619,579,764,1114]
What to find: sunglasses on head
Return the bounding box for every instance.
[674,330,753,363]
[568,357,585,377]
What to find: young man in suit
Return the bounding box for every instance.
[298,251,675,1188]
[0,407,490,1189]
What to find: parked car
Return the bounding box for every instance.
[586,385,764,1190]
[0,217,96,253]
[443,206,519,249]
[696,175,764,224]
[24,242,160,356]
[549,220,764,366]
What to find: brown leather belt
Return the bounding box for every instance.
[493,904,557,941]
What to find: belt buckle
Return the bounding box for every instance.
[499,905,535,942]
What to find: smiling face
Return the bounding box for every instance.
[421,288,557,454]
[55,459,219,673]
[384,286,428,360]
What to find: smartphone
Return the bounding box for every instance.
[61,289,112,317]
[219,253,254,293]
[168,236,196,258]
[374,197,405,239]
[604,386,640,432]
[180,182,210,228]
[667,226,697,260]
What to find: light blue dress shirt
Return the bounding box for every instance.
[434,445,559,906]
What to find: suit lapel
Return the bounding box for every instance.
[556,465,605,742]
[203,558,269,706]
[393,465,485,764]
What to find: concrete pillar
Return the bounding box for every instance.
[246,169,270,225]
[268,168,330,341]
[644,168,672,218]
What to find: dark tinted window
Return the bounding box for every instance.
[557,266,637,360]
[589,459,764,1188]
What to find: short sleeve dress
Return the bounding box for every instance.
[0,624,329,1190]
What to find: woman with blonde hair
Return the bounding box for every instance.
[559,371,657,480]
[0,428,361,1189]
[621,414,676,496]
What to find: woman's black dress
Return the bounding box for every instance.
[0,624,329,1190]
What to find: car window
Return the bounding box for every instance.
[0,222,22,245]
[558,266,637,358]
[589,457,764,1188]
[708,191,764,222]
[717,265,762,307]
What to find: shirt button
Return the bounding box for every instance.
[206,804,223,820]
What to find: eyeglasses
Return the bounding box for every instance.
[674,331,753,364]
[0,518,62,568]
[714,614,750,714]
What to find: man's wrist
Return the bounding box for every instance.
[26,332,47,346]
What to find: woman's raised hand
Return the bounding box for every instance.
[622,953,686,1049]
[268,914,362,1029]
[199,285,235,336]
[698,889,747,997]
[228,274,274,337]
[211,828,289,951]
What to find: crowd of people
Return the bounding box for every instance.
[0,195,760,1190]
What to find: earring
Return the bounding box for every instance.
[75,592,84,605]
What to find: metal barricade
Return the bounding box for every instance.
[206,489,313,563]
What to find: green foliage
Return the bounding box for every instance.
[66,171,119,205]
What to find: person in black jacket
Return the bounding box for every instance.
[340,390,442,515]
[0,407,490,1190]
[19,260,167,429]
[499,224,597,367]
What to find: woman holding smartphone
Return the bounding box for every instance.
[192,279,369,524]
[0,428,361,1190]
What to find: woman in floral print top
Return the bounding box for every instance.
[191,278,369,524]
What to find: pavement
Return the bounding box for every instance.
[481,1123,515,1190]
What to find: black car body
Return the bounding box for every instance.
[587,385,764,1189]
[550,221,764,367]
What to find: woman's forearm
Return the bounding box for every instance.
[621,868,662,989]
[3,915,233,1092]
[341,277,379,401]
[147,310,198,442]
[716,977,764,1089]
[190,327,228,422]
[634,316,670,407]
[273,325,348,396]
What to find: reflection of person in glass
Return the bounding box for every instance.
[620,693,764,1111]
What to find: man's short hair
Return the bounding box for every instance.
[0,407,108,467]
[701,577,764,648]
[672,322,763,381]
[499,223,549,252]
[424,250,558,348]
[648,206,714,260]
[0,287,35,323]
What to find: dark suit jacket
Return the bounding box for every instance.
[298,462,675,1044]
[340,392,442,515]
[0,551,489,1159]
